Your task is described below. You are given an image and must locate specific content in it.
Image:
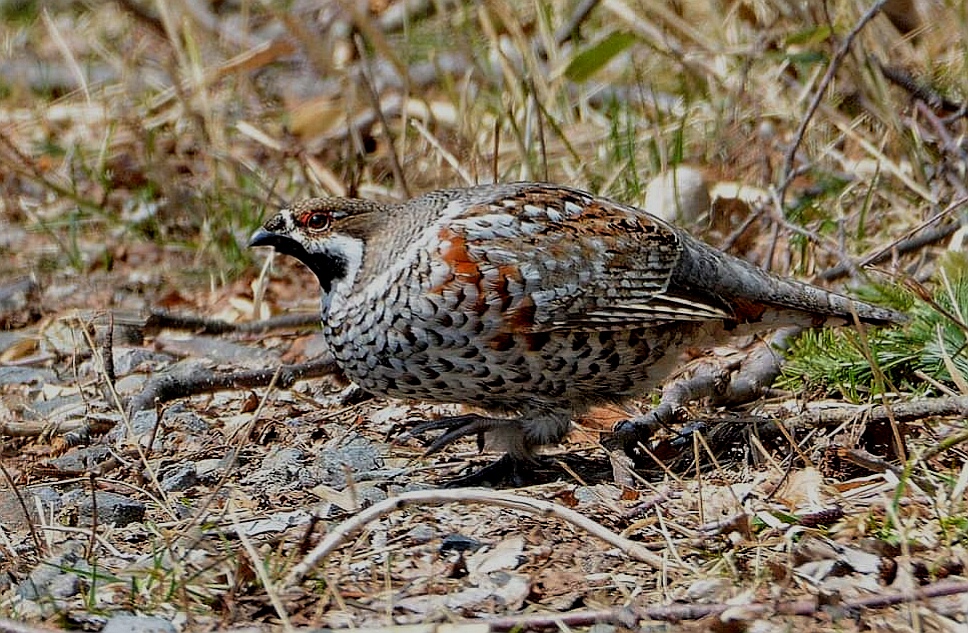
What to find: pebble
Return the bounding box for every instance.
[160,462,199,492]
[406,523,436,544]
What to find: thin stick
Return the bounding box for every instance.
[776,0,888,207]
[354,34,411,198]
[284,488,678,587]
[482,579,968,629]
[0,459,44,557]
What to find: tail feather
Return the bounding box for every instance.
[673,233,906,327]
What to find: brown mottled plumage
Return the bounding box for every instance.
[250,182,904,485]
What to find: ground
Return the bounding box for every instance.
[2,1,968,631]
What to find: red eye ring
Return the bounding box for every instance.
[306,212,329,230]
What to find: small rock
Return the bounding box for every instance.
[114,374,147,395]
[263,446,308,474]
[0,366,58,387]
[161,405,210,433]
[154,334,279,367]
[355,484,388,507]
[195,458,228,482]
[78,491,145,527]
[316,433,383,488]
[110,348,173,376]
[644,166,710,224]
[440,533,483,554]
[47,446,111,473]
[0,486,60,532]
[100,614,176,633]
[29,394,84,419]
[406,524,436,544]
[160,462,199,492]
[109,409,161,451]
[0,276,39,328]
[17,541,87,600]
[244,446,315,489]
[31,486,63,517]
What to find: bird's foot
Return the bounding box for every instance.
[406,414,537,487]
[407,413,518,455]
[440,454,531,488]
[608,411,662,455]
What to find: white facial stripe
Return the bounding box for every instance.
[321,234,366,313]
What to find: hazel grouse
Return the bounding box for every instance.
[249,182,904,485]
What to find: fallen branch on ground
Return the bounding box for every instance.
[283,488,680,587]
[144,309,321,335]
[610,328,797,459]
[483,578,968,629]
[125,357,340,417]
[780,395,968,434]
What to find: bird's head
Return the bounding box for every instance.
[248,198,384,294]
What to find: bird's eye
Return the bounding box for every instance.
[305,212,329,230]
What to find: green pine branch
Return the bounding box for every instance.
[781,253,968,400]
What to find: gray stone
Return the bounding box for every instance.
[316,434,383,488]
[101,614,176,633]
[356,484,388,507]
[114,374,147,395]
[0,366,57,387]
[160,462,198,492]
[0,276,37,318]
[78,491,145,527]
[109,409,162,451]
[406,523,435,544]
[244,446,316,488]
[195,458,228,482]
[154,334,279,367]
[17,541,87,600]
[161,405,210,433]
[29,394,84,418]
[48,446,111,472]
[30,486,63,518]
[111,348,173,376]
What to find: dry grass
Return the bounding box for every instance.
[2,0,968,631]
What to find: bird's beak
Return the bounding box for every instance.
[248,227,276,249]
[248,225,325,281]
[248,226,310,261]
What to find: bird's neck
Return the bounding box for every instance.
[317,234,365,317]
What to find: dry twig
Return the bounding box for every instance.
[611,328,798,455]
[777,0,888,207]
[144,310,321,335]
[125,358,340,417]
[483,579,968,628]
[284,488,678,587]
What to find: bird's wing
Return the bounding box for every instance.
[428,183,732,332]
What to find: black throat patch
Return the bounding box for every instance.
[254,233,347,293]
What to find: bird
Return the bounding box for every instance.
[249,182,905,485]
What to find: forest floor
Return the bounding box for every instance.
[2,1,968,631]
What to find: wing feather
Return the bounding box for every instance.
[433,183,731,332]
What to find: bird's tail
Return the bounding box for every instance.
[673,233,906,327]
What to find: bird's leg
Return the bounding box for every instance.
[406,414,541,487]
[407,413,524,456]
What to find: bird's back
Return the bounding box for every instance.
[325,182,901,411]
